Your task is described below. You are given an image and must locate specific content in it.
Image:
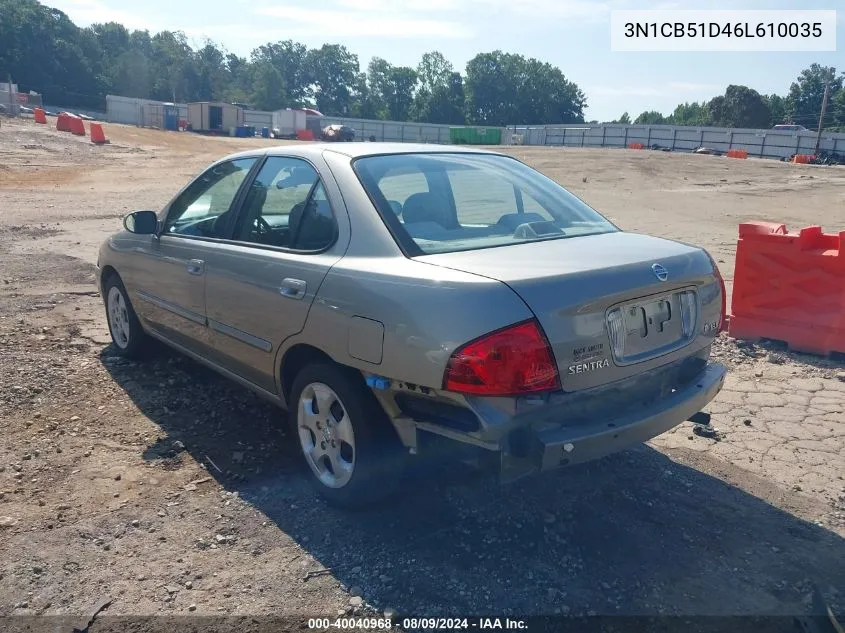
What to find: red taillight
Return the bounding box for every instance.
[705,251,727,332]
[443,319,560,396]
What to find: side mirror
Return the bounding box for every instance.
[123,210,158,235]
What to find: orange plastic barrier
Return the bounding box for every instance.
[793,154,814,164]
[727,149,748,159]
[627,143,644,150]
[34,108,47,124]
[56,113,72,132]
[729,222,845,357]
[69,116,86,136]
[90,122,109,144]
[296,129,315,141]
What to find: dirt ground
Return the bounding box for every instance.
[1,116,844,628]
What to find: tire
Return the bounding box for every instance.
[103,274,148,359]
[289,363,404,508]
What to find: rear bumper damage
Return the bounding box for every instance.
[525,362,726,473]
[382,359,727,480]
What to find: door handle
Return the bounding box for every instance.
[280,278,306,300]
[187,259,205,276]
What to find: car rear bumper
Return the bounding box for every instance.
[524,362,726,472]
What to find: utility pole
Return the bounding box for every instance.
[814,80,830,155]
[7,73,14,119]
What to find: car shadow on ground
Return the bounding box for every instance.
[100,345,845,624]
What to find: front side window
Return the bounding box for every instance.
[165,158,257,238]
[353,153,617,255]
[234,157,336,251]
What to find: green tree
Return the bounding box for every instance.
[110,49,152,98]
[417,71,465,124]
[366,58,417,121]
[465,51,584,125]
[669,102,709,126]
[350,72,379,119]
[308,44,359,116]
[250,61,286,111]
[366,57,392,119]
[89,22,131,88]
[385,66,418,121]
[634,110,667,125]
[223,53,251,104]
[148,31,193,102]
[831,88,845,130]
[250,40,310,105]
[0,0,104,107]
[615,112,631,124]
[193,42,227,102]
[417,51,453,94]
[787,64,842,128]
[412,51,453,120]
[707,85,771,128]
[763,94,787,127]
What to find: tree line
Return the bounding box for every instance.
[0,0,585,125]
[612,66,845,131]
[3,0,842,131]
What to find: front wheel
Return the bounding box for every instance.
[103,274,148,359]
[289,363,404,508]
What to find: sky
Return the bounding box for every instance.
[46,0,843,122]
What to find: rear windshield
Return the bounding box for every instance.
[353,153,617,255]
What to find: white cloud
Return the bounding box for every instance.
[254,5,471,38]
[46,0,153,29]
[467,0,614,21]
[334,0,459,12]
[463,0,692,22]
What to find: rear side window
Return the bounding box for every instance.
[233,156,336,251]
[378,171,429,216]
[353,153,617,255]
[447,169,552,226]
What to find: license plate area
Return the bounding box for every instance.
[607,289,698,365]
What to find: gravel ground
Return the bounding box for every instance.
[0,117,843,630]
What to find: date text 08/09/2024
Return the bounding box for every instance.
[307,617,529,630]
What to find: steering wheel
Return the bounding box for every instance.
[254,216,272,236]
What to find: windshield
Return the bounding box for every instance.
[353,153,618,255]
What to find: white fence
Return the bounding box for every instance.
[310,115,462,144]
[509,124,845,160]
[105,96,473,143]
[104,94,845,160]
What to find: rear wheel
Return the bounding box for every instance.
[289,363,404,508]
[104,274,147,359]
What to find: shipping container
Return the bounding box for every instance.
[449,127,502,145]
[187,102,245,133]
[271,109,307,137]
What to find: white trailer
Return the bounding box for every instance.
[271,109,306,138]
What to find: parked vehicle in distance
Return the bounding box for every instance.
[321,124,355,142]
[97,143,727,507]
[772,124,809,131]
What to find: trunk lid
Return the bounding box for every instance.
[417,231,722,391]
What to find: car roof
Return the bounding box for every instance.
[221,142,503,163]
